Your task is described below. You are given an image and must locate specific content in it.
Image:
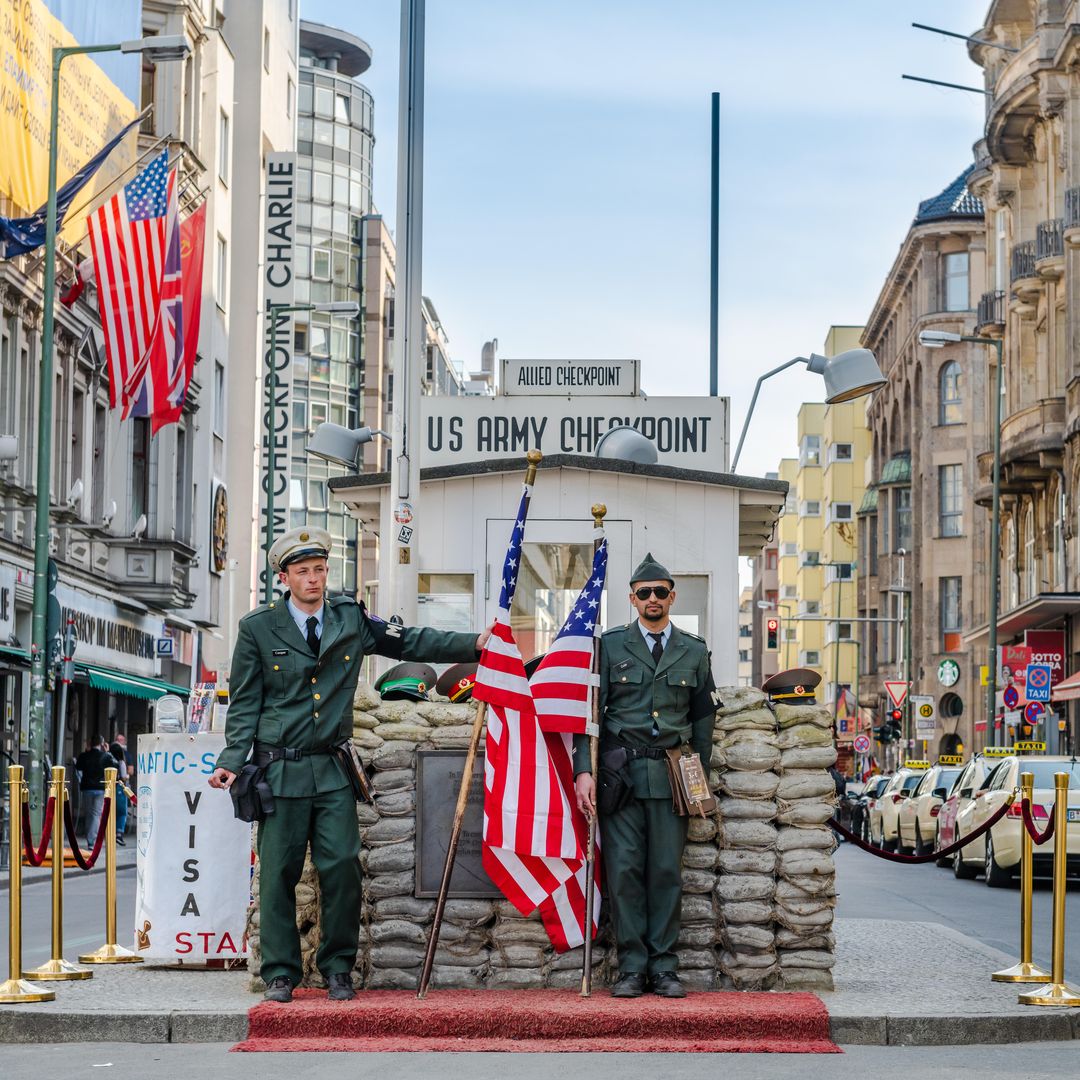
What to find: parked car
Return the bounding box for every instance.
[937,752,1002,871]
[869,766,928,851]
[854,774,892,842]
[897,763,962,855]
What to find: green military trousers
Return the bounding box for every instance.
[256,786,361,986]
[601,795,689,975]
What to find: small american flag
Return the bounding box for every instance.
[477,487,583,929]
[87,152,170,411]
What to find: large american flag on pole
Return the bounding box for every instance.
[476,487,583,931]
[87,151,173,412]
[532,535,607,951]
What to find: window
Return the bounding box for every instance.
[1004,518,1017,610]
[1054,487,1065,588]
[996,210,1007,292]
[830,502,853,523]
[213,361,225,436]
[218,110,229,183]
[828,442,853,463]
[800,600,820,615]
[781,542,797,557]
[782,584,797,599]
[827,562,853,582]
[944,251,969,311]
[802,550,821,567]
[941,577,962,652]
[783,627,797,642]
[895,488,912,551]
[939,361,962,424]
[1023,503,1036,601]
[765,549,778,570]
[800,434,821,466]
[263,28,270,71]
[215,235,227,309]
[802,650,821,666]
[827,622,853,642]
[785,491,797,514]
[800,500,821,517]
[939,465,963,537]
[131,419,150,526]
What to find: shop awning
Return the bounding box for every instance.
[963,592,1080,646]
[81,665,190,702]
[1053,670,1080,703]
[0,645,29,665]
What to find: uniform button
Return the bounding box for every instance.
[314,711,319,719]
[273,665,280,671]
[345,655,350,661]
[314,693,321,700]
[311,677,317,684]
[621,676,627,682]
[652,710,659,718]
[681,679,687,686]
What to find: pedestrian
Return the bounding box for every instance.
[572,553,716,999]
[74,735,115,849]
[208,525,490,1004]
[109,740,130,845]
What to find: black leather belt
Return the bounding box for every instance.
[253,742,333,766]
[607,739,668,761]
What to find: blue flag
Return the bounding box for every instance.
[0,110,146,259]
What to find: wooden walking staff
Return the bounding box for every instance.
[0,765,55,1003]
[580,502,606,998]
[417,450,543,1000]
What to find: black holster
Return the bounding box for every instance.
[230,763,275,823]
[596,745,634,816]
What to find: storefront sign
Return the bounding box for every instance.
[1024,629,1065,685]
[55,583,161,677]
[211,483,228,573]
[134,733,251,959]
[0,565,14,641]
[500,358,639,397]
[421,395,729,471]
[259,152,296,602]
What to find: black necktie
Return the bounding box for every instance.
[306,615,320,656]
[648,632,664,664]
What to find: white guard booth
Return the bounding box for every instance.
[135,733,252,961]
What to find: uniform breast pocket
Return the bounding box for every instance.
[610,663,643,692]
[666,669,695,707]
[266,656,293,698]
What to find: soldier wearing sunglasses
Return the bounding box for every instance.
[573,552,715,999]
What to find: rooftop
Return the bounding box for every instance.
[914,167,984,225]
[299,20,373,78]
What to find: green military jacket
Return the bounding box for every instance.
[216,593,479,796]
[572,621,716,799]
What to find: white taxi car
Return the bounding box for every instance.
[937,750,1003,873]
[897,758,963,855]
[953,748,1080,887]
[869,764,929,852]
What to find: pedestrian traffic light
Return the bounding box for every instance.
[766,618,779,650]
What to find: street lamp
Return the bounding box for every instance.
[731,349,886,471]
[919,328,1003,744]
[307,424,388,470]
[263,300,361,604]
[26,34,191,834]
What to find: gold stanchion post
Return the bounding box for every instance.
[27,766,91,981]
[992,773,1050,983]
[78,767,142,965]
[0,765,55,1003]
[1019,772,1080,1006]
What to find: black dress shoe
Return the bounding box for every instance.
[611,972,646,998]
[651,972,686,998]
[263,976,293,1003]
[327,972,356,1001]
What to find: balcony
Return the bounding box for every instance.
[1035,218,1064,279]
[975,290,1006,336]
[974,397,1066,507]
[1009,240,1040,307]
[1066,187,1080,244]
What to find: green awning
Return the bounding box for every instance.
[81,665,191,702]
[878,451,912,486]
[857,486,879,514]
[0,645,29,665]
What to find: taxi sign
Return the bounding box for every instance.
[1013,741,1046,753]
[938,754,964,766]
[982,747,1015,757]
[903,760,931,770]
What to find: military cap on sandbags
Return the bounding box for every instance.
[436,662,478,703]
[762,667,821,703]
[268,525,332,573]
[629,551,674,587]
[375,662,437,702]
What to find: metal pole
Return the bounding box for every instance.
[263,308,280,605]
[387,0,426,624]
[987,338,1004,750]
[709,91,719,397]
[833,573,843,718]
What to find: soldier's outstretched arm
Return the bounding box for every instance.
[214,619,263,779]
[357,602,485,664]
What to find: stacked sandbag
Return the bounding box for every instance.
[714,687,779,989]
[772,701,837,991]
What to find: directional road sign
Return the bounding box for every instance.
[1025,663,1052,703]
[884,681,909,708]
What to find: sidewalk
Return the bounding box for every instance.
[1,918,1079,1046]
[1,840,137,889]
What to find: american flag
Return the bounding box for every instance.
[87,152,171,412]
[477,486,583,931]
[532,536,607,951]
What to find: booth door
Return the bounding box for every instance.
[484,518,633,657]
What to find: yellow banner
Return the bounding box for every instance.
[0,0,136,217]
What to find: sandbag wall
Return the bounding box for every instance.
[245,682,837,992]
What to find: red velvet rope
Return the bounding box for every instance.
[1021,798,1055,846]
[21,795,55,866]
[63,796,112,870]
[830,792,1017,864]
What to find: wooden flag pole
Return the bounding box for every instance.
[580,502,607,997]
[417,451,542,1000]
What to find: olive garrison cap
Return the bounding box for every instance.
[375,662,437,702]
[268,525,332,573]
[629,552,674,587]
[762,667,822,702]
[435,662,479,703]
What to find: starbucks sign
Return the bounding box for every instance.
[937,659,960,688]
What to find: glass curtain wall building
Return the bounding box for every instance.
[291,21,374,592]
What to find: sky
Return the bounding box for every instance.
[303,0,989,481]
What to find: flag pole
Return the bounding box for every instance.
[417,450,542,1000]
[580,502,607,997]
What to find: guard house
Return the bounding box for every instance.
[328,454,786,683]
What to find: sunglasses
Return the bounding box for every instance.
[634,586,671,601]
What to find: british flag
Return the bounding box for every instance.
[476,486,583,932]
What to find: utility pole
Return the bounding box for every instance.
[709,91,719,398]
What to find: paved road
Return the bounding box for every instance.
[2,1042,1078,1078]
[833,840,1080,981]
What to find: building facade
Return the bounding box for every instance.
[738,585,753,687]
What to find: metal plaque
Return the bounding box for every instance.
[415,749,499,898]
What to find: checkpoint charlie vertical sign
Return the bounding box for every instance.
[260,152,296,601]
[135,734,251,960]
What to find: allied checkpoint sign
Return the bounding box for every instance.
[135,734,251,960]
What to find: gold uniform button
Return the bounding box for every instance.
[311,677,317,684]
[652,710,660,719]
[314,711,319,718]
[273,665,280,671]
[620,676,627,682]
[345,655,350,661]
[681,679,687,686]
[314,693,321,700]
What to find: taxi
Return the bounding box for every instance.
[869,763,929,852]
[936,749,1002,871]
[897,757,963,855]
[958,744,1080,887]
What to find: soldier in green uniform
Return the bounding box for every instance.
[209,526,486,1003]
[573,553,715,999]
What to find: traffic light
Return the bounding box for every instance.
[884,709,903,743]
[766,617,779,650]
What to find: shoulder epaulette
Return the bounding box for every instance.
[601,625,626,637]
[327,594,355,608]
[240,603,272,622]
[679,628,707,644]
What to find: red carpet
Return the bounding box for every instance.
[233,989,839,1053]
